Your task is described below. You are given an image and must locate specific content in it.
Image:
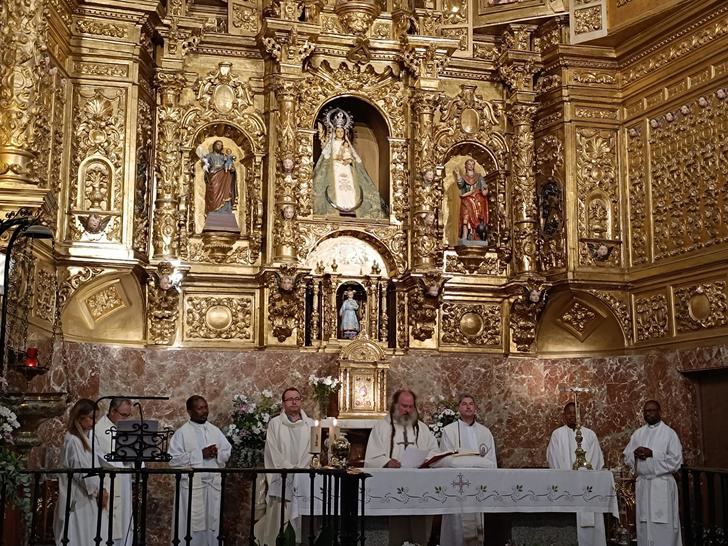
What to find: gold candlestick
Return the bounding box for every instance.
[570,387,593,470]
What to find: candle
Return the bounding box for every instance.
[23,347,39,368]
[328,417,338,443]
[310,420,321,454]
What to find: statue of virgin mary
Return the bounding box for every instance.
[312,108,387,219]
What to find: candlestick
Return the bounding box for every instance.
[310,420,322,454]
[328,417,337,442]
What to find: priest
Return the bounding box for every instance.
[169,395,232,546]
[623,400,683,546]
[94,398,134,546]
[546,401,606,546]
[364,389,438,546]
[439,394,497,546]
[254,387,313,546]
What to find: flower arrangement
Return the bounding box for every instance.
[427,400,458,440]
[308,374,341,417]
[226,390,280,467]
[0,401,30,520]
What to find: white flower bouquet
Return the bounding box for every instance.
[428,403,458,440]
[308,374,341,417]
[226,390,280,467]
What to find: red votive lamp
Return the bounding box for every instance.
[23,347,39,368]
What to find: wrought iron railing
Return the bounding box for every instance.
[0,467,369,546]
[680,466,728,546]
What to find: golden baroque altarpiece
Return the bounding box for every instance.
[1,0,727,358]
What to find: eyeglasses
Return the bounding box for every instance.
[114,409,133,418]
[284,397,303,403]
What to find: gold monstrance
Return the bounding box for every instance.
[570,387,593,470]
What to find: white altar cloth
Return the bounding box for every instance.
[276,468,619,518]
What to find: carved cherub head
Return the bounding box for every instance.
[79,213,111,234]
[422,168,435,184]
[282,204,295,220]
[156,261,177,291]
[282,157,295,173]
[280,275,295,292]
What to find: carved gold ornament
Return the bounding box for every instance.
[441,302,501,346]
[184,296,254,340]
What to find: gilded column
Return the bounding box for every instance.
[379,279,389,343]
[498,24,539,275]
[0,0,48,204]
[510,103,538,274]
[152,72,185,259]
[411,90,441,270]
[273,79,299,263]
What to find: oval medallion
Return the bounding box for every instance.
[213,85,235,114]
[206,305,233,330]
[460,108,479,134]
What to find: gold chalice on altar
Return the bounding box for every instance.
[329,433,351,469]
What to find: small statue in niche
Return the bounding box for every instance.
[456,158,489,244]
[312,108,387,219]
[339,289,361,339]
[196,139,239,232]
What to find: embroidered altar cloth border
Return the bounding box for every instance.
[286,468,619,517]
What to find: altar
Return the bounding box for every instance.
[280,467,619,518]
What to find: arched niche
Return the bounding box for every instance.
[336,281,367,340]
[536,289,627,355]
[312,96,390,214]
[61,272,145,344]
[441,141,503,248]
[187,122,259,237]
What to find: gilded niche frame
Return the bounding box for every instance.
[178,62,266,265]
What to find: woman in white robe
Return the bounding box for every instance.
[54,398,109,546]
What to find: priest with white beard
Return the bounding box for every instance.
[364,389,438,546]
[169,395,232,546]
[623,400,683,546]
[254,387,313,546]
[546,402,606,546]
[439,395,497,546]
[94,398,134,546]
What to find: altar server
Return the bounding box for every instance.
[439,394,497,546]
[623,400,683,546]
[94,397,134,546]
[54,398,109,546]
[169,395,232,546]
[547,401,606,546]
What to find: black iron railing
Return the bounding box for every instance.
[680,466,728,546]
[0,467,369,546]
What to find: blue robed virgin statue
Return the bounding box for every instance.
[313,108,387,219]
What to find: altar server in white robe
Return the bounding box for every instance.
[94,398,134,546]
[623,400,683,546]
[54,399,109,546]
[546,401,606,546]
[254,387,313,546]
[169,395,232,546]
[439,394,497,546]
[365,389,438,546]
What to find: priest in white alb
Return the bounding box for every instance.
[364,389,438,546]
[254,387,313,546]
[623,400,683,546]
[546,401,606,546]
[169,395,232,546]
[94,398,134,546]
[439,394,497,546]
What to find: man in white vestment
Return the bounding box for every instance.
[94,398,134,546]
[169,395,232,546]
[365,389,438,546]
[254,387,313,546]
[439,394,497,546]
[546,402,606,546]
[623,400,683,546]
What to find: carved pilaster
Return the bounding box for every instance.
[0,0,49,202]
[412,91,442,270]
[147,262,181,346]
[509,103,538,275]
[402,37,458,90]
[152,71,185,259]
[273,79,299,263]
